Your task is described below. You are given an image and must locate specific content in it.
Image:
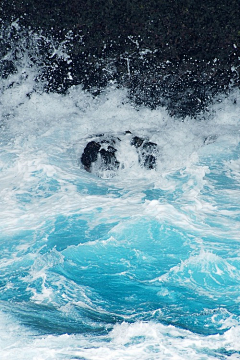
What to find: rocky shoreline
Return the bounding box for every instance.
[1,0,240,117]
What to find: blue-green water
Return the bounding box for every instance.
[0,26,240,360]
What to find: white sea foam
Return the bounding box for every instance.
[0,47,240,359]
[1,84,239,232]
[1,313,240,360]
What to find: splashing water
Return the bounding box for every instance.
[0,24,240,360]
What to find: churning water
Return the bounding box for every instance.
[0,24,240,359]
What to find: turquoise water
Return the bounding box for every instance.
[0,27,240,360]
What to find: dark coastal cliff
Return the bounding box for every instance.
[1,0,240,117]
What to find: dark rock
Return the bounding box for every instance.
[131,136,144,148]
[99,146,120,171]
[132,140,158,170]
[81,141,101,172]
[81,137,120,174]
[144,155,156,170]
[81,133,159,176]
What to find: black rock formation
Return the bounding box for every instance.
[81,133,158,176]
[131,136,158,170]
[81,137,120,174]
[81,141,101,172]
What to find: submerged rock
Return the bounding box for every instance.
[81,133,159,176]
[81,136,120,174]
[131,136,158,170]
[81,141,101,172]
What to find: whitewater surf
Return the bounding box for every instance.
[0,23,240,360]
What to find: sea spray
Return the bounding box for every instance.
[0,24,240,360]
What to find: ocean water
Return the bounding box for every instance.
[0,25,240,360]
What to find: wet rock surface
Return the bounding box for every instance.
[81,137,120,173]
[131,137,158,170]
[1,0,240,117]
[80,133,158,176]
